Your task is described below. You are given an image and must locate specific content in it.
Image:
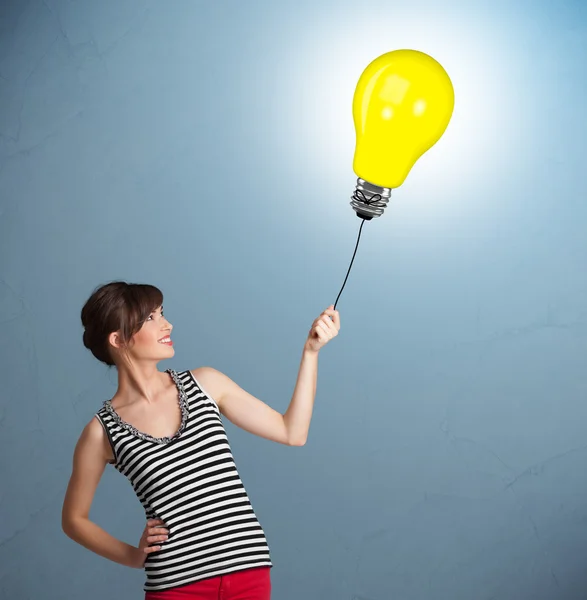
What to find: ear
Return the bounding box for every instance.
[108,331,122,350]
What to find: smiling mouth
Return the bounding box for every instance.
[158,337,173,346]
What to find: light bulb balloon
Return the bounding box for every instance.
[350,49,455,220]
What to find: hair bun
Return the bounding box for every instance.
[82,329,92,349]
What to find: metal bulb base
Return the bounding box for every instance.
[350,178,391,220]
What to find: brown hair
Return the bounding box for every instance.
[81,281,164,366]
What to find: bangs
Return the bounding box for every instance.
[119,284,164,342]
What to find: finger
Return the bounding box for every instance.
[319,318,336,334]
[144,545,162,554]
[149,527,169,536]
[317,320,329,333]
[322,309,339,323]
[320,315,338,333]
[147,534,168,543]
[323,309,340,327]
[315,323,329,339]
[319,319,334,337]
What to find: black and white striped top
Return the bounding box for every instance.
[94,369,272,592]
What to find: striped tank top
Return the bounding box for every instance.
[94,369,272,592]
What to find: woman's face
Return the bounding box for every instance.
[114,305,175,364]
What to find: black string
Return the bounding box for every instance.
[333,218,366,311]
[333,191,383,311]
[351,189,387,213]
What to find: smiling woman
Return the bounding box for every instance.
[81,282,167,366]
[61,280,340,600]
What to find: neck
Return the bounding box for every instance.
[114,361,169,405]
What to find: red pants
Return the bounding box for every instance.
[144,567,271,600]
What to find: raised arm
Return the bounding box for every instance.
[193,305,340,446]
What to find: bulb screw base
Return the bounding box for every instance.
[350,178,391,220]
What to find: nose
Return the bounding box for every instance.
[162,318,172,331]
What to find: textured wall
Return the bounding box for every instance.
[1,1,587,599]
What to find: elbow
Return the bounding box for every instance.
[61,513,82,540]
[62,515,75,538]
[288,436,307,447]
[62,520,74,539]
[61,509,70,536]
[283,420,308,446]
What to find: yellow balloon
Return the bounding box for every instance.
[352,49,454,201]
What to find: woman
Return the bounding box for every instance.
[61,281,340,599]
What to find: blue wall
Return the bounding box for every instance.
[1,1,587,599]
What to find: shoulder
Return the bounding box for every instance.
[85,414,107,441]
[190,366,221,385]
[190,366,220,378]
[190,367,230,406]
[77,414,114,463]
